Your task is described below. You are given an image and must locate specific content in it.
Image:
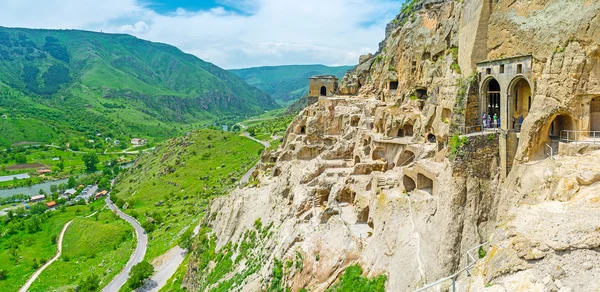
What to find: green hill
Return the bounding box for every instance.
[230,64,353,106]
[0,26,279,147]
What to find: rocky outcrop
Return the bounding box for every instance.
[183,1,600,291]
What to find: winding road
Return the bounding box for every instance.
[140,133,271,291]
[240,133,270,185]
[102,195,148,292]
[18,220,73,292]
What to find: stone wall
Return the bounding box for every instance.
[451,133,500,178]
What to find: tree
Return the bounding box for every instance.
[0,269,6,280]
[57,160,64,172]
[15,154,26,164]
[50,185,58,194]
[67,176,77,188]
[78,273,99,292]
[82,153,99,172]
[126,261,154,289]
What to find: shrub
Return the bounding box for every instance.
[327,265,386,292]
[78,273,99,292]
[126,261,154,290]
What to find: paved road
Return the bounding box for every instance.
[18,220,73,292]
[242,133,271,148]
[140,222,202,292]
[138,246,187,292]
[239,133,270,186]
[102,195,148,292]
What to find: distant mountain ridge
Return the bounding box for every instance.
[230,64,353,106]
[0,26,278,146]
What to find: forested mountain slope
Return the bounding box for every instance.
[0,26,278,146]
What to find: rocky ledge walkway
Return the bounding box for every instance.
[18,220,74,292]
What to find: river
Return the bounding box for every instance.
[0,161,134,198]
[0,178,69,198]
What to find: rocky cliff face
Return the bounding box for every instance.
[183,1,600,291]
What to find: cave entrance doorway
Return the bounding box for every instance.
[509,78,532,131]
[300,126,306,135]
[320,86,327,96]
[403,124,413,137]
[549,114,576,141]
[403,175,416,192]
[483,78,501,128]
[397,129,404,137]
[417,173,434,194]
[427,134,436,143]
[591,97,600,132]
[389,81,399,90]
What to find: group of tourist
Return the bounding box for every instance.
[482,113,525,130]
[482,113,500,129]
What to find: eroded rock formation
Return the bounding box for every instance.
[183,0,600,291]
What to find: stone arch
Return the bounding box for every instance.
[300,126,306,135]
[590,97,600,131]
[403,175,416,192]
[481,77,501,126]
[396,150,415,167]
[530,113,578,160]
[320,86,327,96]
[508,76,532,130]
[549,114,577,140]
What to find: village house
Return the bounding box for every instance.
[95,190,108,199]
[46,201,57,209]
[131,138,147,146]
[30,194,45,202]
[62,188,76,198]
[36,168,52,175]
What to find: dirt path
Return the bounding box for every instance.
[18,220,73,292]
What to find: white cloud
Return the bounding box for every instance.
[0,0,402,69]
[119,21,149,33]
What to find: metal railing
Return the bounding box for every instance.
[458,124,501,135]
[414,242,489,292]
[544,143,554,159]
[560,130,600,144]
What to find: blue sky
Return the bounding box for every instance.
[142,0,250,14]
[0,0,404,69]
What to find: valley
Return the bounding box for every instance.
[2,0,600,291]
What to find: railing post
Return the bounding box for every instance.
[452,276,456,292]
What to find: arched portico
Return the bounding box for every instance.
[480,77,502,128]
[507,76,533,131]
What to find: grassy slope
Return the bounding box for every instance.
[112,129,264,261]
[0,202,100,291]
[0,26,279,147]
[230,64,353,105]
[29,206,135,291]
